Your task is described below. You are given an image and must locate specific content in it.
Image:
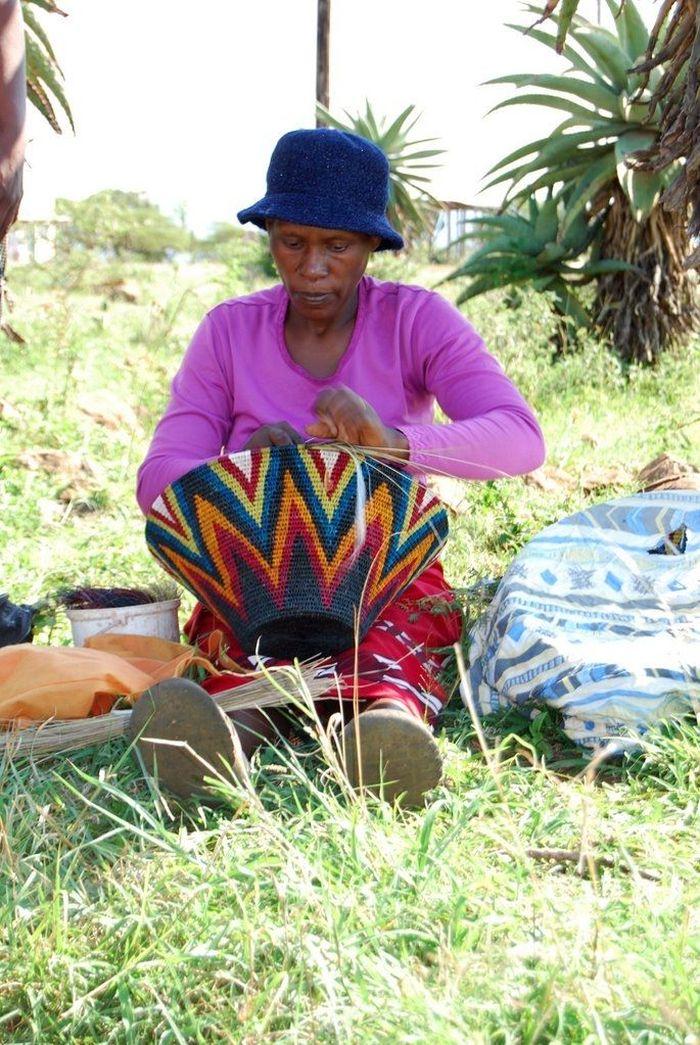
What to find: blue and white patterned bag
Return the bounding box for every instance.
[467,492,700,750]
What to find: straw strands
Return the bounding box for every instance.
[0,661,328,759]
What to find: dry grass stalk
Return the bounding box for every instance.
[525,847,661,882]
[0,663,328,759]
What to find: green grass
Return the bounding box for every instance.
[1,253,699,1041]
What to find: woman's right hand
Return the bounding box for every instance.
[243,422,303,449]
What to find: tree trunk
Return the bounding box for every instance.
[593,185,699,364]
[316,0,330,124]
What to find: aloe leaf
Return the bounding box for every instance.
[537,243,569,266]
[555,0,580,52]
[464,214,534,240]
[487,92,599,124]
[619,167,665,221]
[605,0,648,61]
[363,102,381,140]
[534,194,559,247]
[486,122,628,187]
[615,129,662,219]
[564,258,639,276]
[483,125,573,178]
[356,116,373,140]
[573,27,632,90]
[532,275,557,291]
[25,36,73,129]
[506,22,608,86]
[486,73,620,114]
[505,154,610,203]
[451,241,529,274]
[559,152,617,235]
[24,0,67,12]
[482,159,545,195]
[26,77,59,132]
[393,148,444,162]
[551,285,590,328]
[454,275,515,302]
[530,129,618,167]
[559,210,590,253]
[615,127,657,161]
[23,5,58,64]
[402,111,423,138]
[315,104,347,131]
[455,268,541,303]
[560,209,605,253]
[453,256,540,278]
[380,104,416,145]
[393,135,442,148]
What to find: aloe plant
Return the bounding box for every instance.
[444,192,632,340]
[484,1,671,229]
[456,0,697,363]
[23,0,73,133]
[530,0,700,265]
[316,101,443,246]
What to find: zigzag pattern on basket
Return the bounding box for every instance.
[145,445,448,653]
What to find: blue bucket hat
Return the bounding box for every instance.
[237,128,404,252]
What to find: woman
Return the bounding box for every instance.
[136,128,545,805]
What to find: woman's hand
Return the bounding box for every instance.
[307,387,409,456]
[243,422,303,449]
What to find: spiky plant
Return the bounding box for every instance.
[22,0,73,133]
[444,191,632,342]
[533,0,700,267]
[316,101,443,246]
[1,2,71,343]
[482,0,698,363]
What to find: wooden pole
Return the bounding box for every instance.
[316,0,330,124]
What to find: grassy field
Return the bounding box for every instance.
[1,250,699,1042]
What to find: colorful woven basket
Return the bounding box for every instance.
[145,445,448,657]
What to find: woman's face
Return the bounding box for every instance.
[268,221,380,324]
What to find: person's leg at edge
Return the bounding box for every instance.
[184,561,463,803]
[328,562,462,806]
[184,604,294,761]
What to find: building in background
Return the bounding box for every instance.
[7,216,69,265]
[433,202,497,260]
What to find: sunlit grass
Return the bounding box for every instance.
[1,254,698,1040]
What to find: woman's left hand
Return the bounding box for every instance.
[307,386,408,456]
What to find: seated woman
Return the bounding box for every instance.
[136,128,545,805]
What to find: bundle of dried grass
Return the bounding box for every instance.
[58,583,179,610]
[0,662,328,759]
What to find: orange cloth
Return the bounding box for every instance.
[0,633,239,726]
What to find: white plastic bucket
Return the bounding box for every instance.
[66,598,181,647]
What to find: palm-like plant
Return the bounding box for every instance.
[476,0,698,362]
[532,0,700,266]
[316,101,443,246]
[444,192,631,338]
[486,2,668,226]
[633,0,700,262]
[23,0,73,133]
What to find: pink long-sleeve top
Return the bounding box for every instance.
[136,276,545,514]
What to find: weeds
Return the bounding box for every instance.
[0,256,698,1040]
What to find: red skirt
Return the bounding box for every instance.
[184,562,462,725]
